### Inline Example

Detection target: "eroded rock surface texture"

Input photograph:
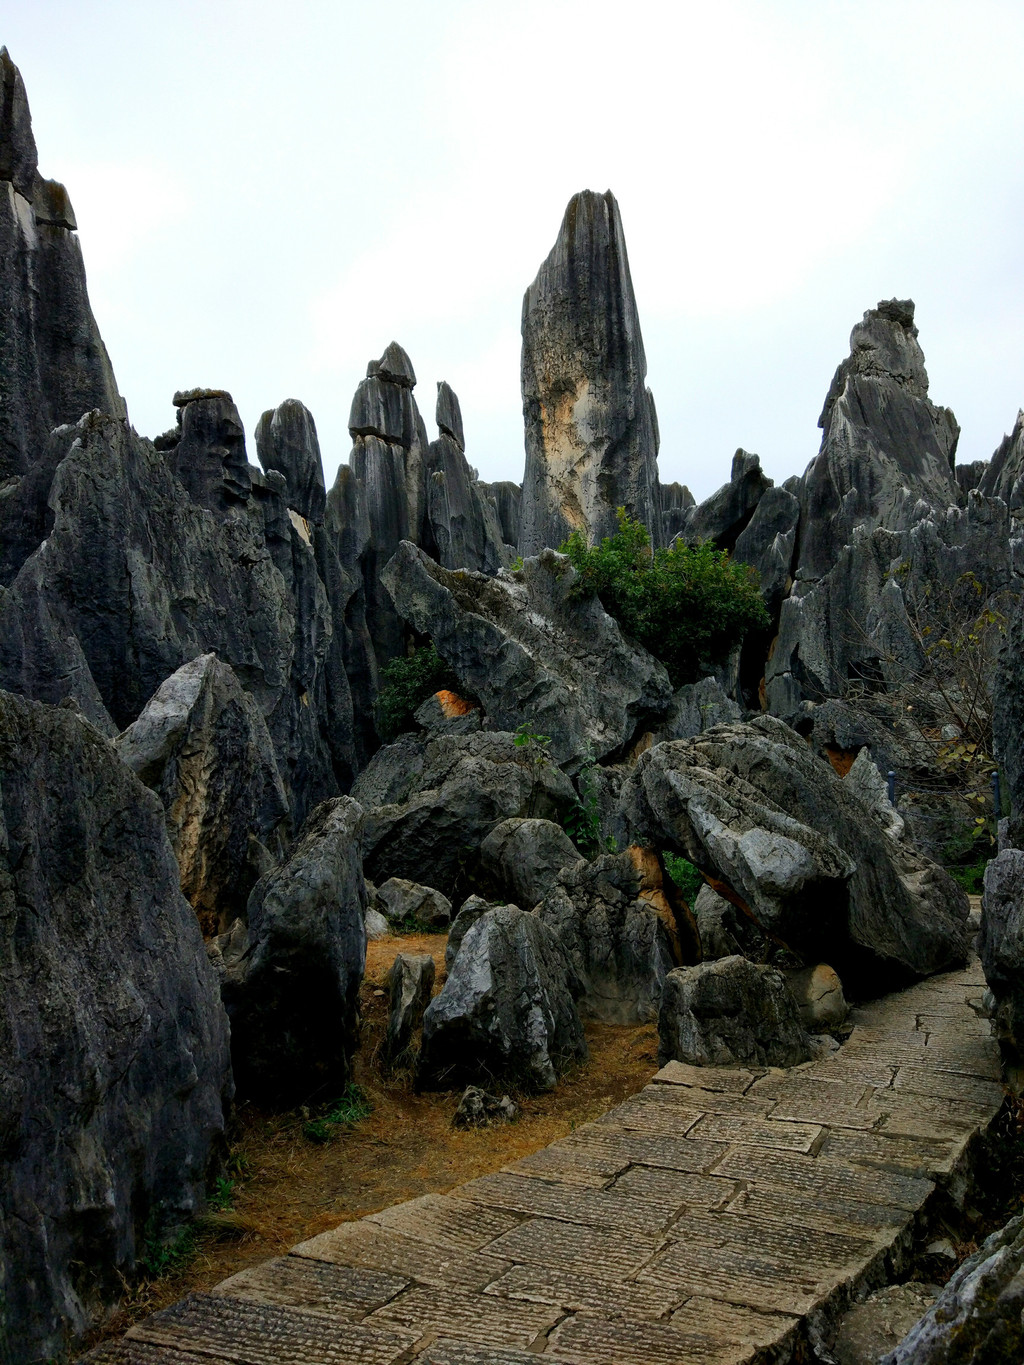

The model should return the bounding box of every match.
[519,189,661,554]
[0,691,231,1361]
[620,716,969,990]
[659,956,811,1068]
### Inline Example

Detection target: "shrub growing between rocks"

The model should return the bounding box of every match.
[560,509,769,686]
[374,644,459,740]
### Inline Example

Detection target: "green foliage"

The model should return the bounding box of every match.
[375,644,459,741]
[662,851,705,904]
[509,555,525,572]
[303,1084,372,1143]
[947,860,988,895]
[560,510,769,686]
[138,1213,197,1279]
[207,1176,235,1212]
[513,720,552,766]
[563,752,615,858]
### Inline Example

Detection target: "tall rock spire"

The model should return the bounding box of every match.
[518,189,661,554]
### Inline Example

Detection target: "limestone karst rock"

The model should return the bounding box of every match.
[0,407,341,825]
[659,957,812,1068]
[0,48,123,484]
[480,817,584,910]
[377,876,453,929]
[673,450,772,553]
[381,541,673,770]
[519,189,661,554]
[619,715,970,990]
[978,409,1024,517]
[418,905,587,1092]
[114,653,289,933]
[534,851,684,1025]
[478,478,522,548]
[0,690,231,1362]
[422,381,509,574]
[255,397,328,525]
[353,731,577,896]
[221,796,366,1105]
[979,849,1024,1087]
[383,952,435,1070]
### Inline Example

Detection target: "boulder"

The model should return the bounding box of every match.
[445,895,498,970]
[222,797,366,1105]
[519,189,662,554]
[692,884,747,961]
[365,906,390,940]
[377,877,453,929]
[882,1214,1024,1364]
[652,675,742,745]
[535,850,689,1024]
[783,963,848,1031]
[659,956,811,1068]
[255,397,327,525]
[979,850,1024,1086]
[418,905,587,1092]
[383,953,435,1070]
[480,817,584,908]
[452,1087,519,1128]
[620,716,969,991]
[381,541,673,770]
[354,731,577,897]
[0,690,231,1361]
[114,653,289,934]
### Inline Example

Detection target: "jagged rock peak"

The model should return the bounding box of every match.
[519,188,661,554]
[0,47,37,197]
[819,297,929,429]
[255,398,326,525]
[367,340,416,388]
[173,387,234,407]
[978,409,1024,513]
[436,380,465,451]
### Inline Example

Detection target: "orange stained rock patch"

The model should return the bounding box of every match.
[434,689,475,718]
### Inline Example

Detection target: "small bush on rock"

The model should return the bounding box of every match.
[375,644,459,740]
[561,509,769,686]
[663,851,705,904]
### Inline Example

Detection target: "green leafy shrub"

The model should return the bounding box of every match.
[560,510,769,686]
[662,851,704,904]
[138,1213,197,1279]
[375,644,459,741]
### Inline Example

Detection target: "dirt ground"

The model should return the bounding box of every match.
[88,931,659,1346]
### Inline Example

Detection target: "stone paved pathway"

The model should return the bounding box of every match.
[84,960,1003,1365]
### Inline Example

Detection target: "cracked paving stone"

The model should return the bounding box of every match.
[594,1096,705,1138]
[723,1184,910,1236]
[291,1221,511,1292]
[209,1259,409,1320]
[670,1296,799,1349]
[452,1170,672,1235]
[889,1066,1005,1106]
[365,1194,522,1251]
[686,1113,823,1152]
[611,1166,740,1212]
[483,1216,662,1278]
[127,1294,418,1364]
[80,1345,232,1365]
[484,1263,683,1320]
[408,1342,577,1365]
[819,1127,959,1177]
[549,1314,749,1365]
[365,1284,561,1348]
[712,1147,934,1209]
[652,1061,761,1092]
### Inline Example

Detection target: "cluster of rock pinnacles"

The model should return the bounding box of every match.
[2,46,1024,1362]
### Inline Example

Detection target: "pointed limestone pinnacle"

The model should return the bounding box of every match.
[0,47,38,197]
[436,380,465,451]
[518,188,662,554]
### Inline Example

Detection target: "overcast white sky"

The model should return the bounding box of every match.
[6,1,1024,500]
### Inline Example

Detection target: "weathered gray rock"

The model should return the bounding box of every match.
[620,716,969,990]
[979,849,1024,1085]
[365,906,390,940]
[0,409,341,827]
[383,952,435,1069]
[659,956,811,1068]
[423,384,509,573]
[480,817,584,909]
[843,744,905,841]
[478,479,521,549]
[222,796,366,1105]
[419,905,587,1092]
[114,653,289,934]
[256,397,327,525]
[994,588,1024,851]
[377,877,453,929]
[165,389,253,513]
[652,675,742,744]
[452,1087,519,1128]
[882,1214,1024,1364]
[354,731,577,897]
[674,450,772,553]
[692,884,747,961]
[0,690,231,1361]
[382,541,673,770]
[0,49,124,484]
[732,482,801,617]
[519,189,661,554]
[659,480,696,546]
[783,963,848,1031]
[445,895,498,970]
[413,688,482,736]
[978,409,1024,516]
[535,850,692,1024]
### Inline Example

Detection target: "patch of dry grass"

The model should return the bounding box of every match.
[85,931,658,1348]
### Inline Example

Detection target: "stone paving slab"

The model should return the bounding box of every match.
[89,960,1004,1365]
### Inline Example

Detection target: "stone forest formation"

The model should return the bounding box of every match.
[3,46,1024,1365]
